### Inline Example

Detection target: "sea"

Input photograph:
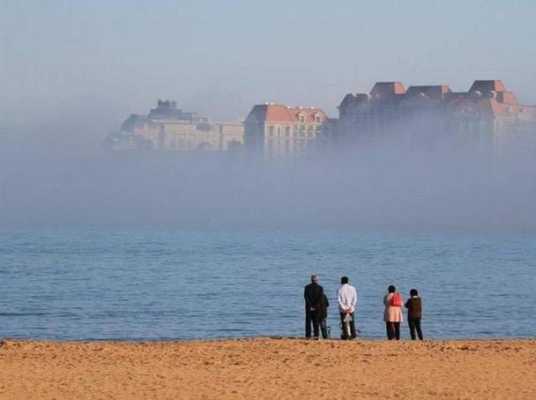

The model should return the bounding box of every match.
[0,227,534,340]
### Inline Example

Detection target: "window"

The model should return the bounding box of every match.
[285,127,291,137]
[268,126,274,137]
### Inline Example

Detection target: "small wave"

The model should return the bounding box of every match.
[0,312,49,317]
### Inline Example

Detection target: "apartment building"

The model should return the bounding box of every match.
[337,80,536,149]
[244,103,328,158]
[109,100,244,152]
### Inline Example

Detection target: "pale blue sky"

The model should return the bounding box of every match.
[2,0,536,133]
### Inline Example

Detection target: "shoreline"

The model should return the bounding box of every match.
[2,335,536,343]
[1,338,535,399]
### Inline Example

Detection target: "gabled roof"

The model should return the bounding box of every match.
[469,80,506,94]
[337,79,536,121]
[370,82,406,98]
[246,104,327,124]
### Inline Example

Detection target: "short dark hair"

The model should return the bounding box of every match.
[410,288,418,296]
[341,276,349,284]
[388,285,396,293]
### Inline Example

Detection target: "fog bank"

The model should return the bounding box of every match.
[1,128,535,232]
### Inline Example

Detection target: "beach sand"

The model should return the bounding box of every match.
[0,338,535,399]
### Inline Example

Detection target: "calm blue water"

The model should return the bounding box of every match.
[0,228,534,340]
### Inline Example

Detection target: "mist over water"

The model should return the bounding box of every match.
[1,125,536,232]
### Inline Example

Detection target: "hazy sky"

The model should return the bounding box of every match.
[1,0,536,229]
[2,0,536,136]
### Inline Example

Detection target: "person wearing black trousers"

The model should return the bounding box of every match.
[405,288,424,340]
[304,274,324,339]
[384,285,403,340]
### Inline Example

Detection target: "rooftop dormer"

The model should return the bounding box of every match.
[370,82,406,99]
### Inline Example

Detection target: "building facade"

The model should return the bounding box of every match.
[337,80,536,150]
[244,103,329,158]
[108,100,244,152]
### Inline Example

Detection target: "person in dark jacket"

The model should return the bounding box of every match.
[304,274,324,339]
[404,288,423,340]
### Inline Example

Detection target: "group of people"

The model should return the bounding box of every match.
[304,274,424,341]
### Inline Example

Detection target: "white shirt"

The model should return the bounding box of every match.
[337,283,357,313]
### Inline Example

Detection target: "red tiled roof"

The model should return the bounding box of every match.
[247,104,327,124]
[370,82,406,98]
[338,79,536,121]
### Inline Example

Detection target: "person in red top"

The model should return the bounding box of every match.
[383,285,403,340]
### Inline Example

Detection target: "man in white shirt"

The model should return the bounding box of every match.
[336,276,357,340]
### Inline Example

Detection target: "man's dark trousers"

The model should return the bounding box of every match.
[408,318,423,340]
[305,309,320,338]
[339,312,356,339]
[304,282,323,338]
[319,318,328,339]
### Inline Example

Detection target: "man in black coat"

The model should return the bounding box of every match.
[304,274,324,339]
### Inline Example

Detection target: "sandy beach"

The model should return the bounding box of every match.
[0,338,535,399]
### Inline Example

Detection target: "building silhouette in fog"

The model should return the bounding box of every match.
[107,100,244,152]
[107,81,536,156]
[337,80,536,150]
[244,103,329,158]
